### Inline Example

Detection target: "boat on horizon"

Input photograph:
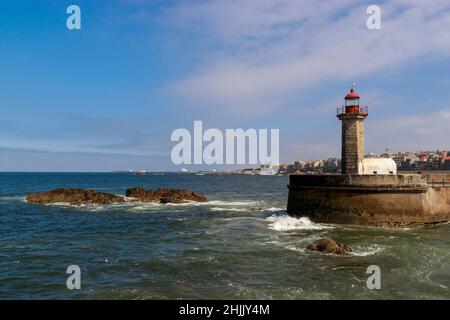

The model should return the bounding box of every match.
[133,170,148,176]
[260,162,279,175]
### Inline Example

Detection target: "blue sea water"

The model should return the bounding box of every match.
[0,172,449,299]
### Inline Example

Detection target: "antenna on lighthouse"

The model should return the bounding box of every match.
[349,82,357,92]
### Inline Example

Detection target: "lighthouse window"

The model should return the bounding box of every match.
[345,99,359,106]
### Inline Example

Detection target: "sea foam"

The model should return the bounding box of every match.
[266,215,333,231]
[350,245,383,256]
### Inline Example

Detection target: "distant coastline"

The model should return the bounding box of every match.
[108,149,450,176]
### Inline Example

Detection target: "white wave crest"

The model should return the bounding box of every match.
[209,207,247,212]
[28,197,281,214]
[265,207,285,212]
[209,206,285,213]
[266,215,333,231]
[1,195,26,202]
[130,200,262,208]
[350,245,383,256]
[206,200,262,206]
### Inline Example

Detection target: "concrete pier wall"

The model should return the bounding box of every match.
[418,172,450,184]
[287,174,450,227]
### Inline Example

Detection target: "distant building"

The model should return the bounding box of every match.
[294,160,306,171]
[359,158,397,175]
[324,158,340,173]
[445,159,450,170]
[277,162,289,173]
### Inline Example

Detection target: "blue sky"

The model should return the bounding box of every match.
[1,0,450,171]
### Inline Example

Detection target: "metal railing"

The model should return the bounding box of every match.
[336,105,369,115]
[427,179,450,187]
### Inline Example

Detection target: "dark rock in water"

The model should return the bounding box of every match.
[126,187,207,203]
[306,243,318,251]
[125,187,158,202]
[307,238,352,256]
[26,188,125,205]
[26,187,207,206]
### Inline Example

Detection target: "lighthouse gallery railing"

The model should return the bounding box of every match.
[336,105,368,116]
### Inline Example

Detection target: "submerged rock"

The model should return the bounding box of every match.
[26,188,125,205]
[307,238,352,256]
[126,187,207,203]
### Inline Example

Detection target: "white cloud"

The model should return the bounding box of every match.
[367,108,450,152]
[162,0,450,115]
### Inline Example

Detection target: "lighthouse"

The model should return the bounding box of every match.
[287,83,449,227]
[337,84,368,174]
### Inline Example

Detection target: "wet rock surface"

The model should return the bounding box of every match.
[126,187,207,203]
[26,187,207,205]
[307,238,352,256]
[26,188,125,205]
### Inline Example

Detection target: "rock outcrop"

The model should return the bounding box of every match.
[26,187,207,206]
[307,238,352,256]
[126,187,207,203]
[26,188,125,205]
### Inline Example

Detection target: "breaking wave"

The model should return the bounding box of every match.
[266,215,334,231]
[350,244,383,256]
[209,207,248,212]
[24,197,282,214]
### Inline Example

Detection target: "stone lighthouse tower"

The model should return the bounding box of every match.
[337,84,368,174]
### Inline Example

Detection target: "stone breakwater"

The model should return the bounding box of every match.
[26,187,207,205]
[287,173,450,228]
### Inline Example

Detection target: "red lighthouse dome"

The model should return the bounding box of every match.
[344,87,360,113]
[345,88,360,100]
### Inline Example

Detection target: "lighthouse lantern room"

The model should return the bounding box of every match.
[344,88,360,113]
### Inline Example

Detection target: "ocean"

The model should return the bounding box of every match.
[0,172,449,299]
